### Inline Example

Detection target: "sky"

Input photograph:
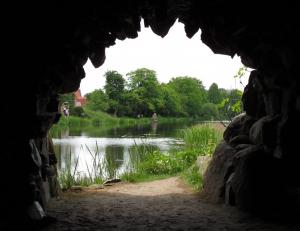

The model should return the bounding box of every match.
[81,20,249,96]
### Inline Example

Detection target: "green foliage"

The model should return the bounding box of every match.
[208,83,222,104]
[104,70,125,98]
[104,70,125,116]
[139,151,174,175]
[156,84,185,116]
[214,66,247,120]
[168,76,207,117]
[218,89,243,120]
[126,68,158,91]
[199,103,219,120]
[181,164,203,191]
[234,66,248,88]
[126,68,160,116]
[72,107,85,117]
[57,66,245,121]
[85,89,109,112]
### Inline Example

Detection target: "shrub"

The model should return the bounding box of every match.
[71,107,85,117]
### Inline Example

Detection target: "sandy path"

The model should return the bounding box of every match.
[43,177,298,231]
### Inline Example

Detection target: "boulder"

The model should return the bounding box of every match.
[249,115,280,148]
[228,144,288,217]
[196,155,212,176]
[202,141,236,203]
[229,134,252,147]
[223,113,256,143]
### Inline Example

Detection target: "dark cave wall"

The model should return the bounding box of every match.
[2,0,300,223]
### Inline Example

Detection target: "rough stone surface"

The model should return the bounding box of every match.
[195,155,211,176]
[249,115,280,148]
[229,135,251,147]
[229,144,300,218]
[223,113,256,144]
[202,141,236,203]
[242,71,266,119]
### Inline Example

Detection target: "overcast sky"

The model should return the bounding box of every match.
[81,20,249,96]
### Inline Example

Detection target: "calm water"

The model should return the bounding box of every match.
[51,120,198,179]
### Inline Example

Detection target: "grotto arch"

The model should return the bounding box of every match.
[2,0,300,228]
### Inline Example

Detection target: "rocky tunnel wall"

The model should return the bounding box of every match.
[2,0,300,225]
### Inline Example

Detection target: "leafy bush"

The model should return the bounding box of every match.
[199,103,219,120]
[71,107,85,117]
[181,164,203,191]
[139,151,173,175]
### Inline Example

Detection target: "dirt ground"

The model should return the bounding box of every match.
[43,177,299,231]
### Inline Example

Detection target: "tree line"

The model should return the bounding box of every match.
[62,68,243,120]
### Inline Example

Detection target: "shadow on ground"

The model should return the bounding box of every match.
[42,178,299,231]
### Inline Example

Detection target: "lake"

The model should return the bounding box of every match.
[51,120,199,180]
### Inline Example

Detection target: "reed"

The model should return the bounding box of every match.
[57,149,79,190]
[181,124,223,156]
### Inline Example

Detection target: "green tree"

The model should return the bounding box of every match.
[85,89,109,112]
[104,70,126,116]
[207,83,222,104]
[156,84,184,116]
[126,68,160,116]
[120,91,142,117]
[200,103,219,120]
[219,88,228,100]
[168,76,207,117]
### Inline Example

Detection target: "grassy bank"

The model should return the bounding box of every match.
[121,124,224,189]
[180,123,224,190]
[52,109,151,128]
[50,108,192,135]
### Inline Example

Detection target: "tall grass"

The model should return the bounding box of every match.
[181,124,223,156]
[84,143,105,184]
[58,149,79,190]
[178,123,223,190]
[58,144,106,190]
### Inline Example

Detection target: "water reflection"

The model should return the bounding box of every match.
[52,120,196,180]
[105,145,124,179]
[151,121,158,134]
[53,136,182,179]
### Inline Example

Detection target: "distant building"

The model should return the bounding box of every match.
[74,89,87,107]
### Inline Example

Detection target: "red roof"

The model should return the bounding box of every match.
[74,89,87,106]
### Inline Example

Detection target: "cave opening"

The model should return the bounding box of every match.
[2,1,300,230]
[50,20,248,195]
